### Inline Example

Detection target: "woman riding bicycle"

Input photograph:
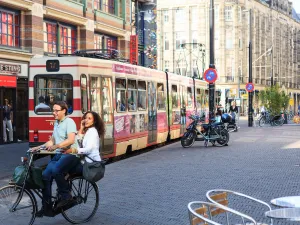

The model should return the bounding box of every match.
[65,111,105,174]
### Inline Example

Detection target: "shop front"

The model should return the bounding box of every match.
[0,60,28,144]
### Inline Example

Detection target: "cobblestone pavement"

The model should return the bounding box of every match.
[1,120,300,225]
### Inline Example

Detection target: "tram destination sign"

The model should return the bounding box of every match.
[0,63,21,74]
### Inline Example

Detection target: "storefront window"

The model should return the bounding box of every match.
[0,10,20,47]
[43,21,77,54]
[34,74,73,114]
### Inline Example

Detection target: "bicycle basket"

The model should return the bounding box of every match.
[13,165,44,189]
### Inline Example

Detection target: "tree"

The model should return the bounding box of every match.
[258,84,290,116]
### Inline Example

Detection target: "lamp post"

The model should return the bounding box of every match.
[209,0,215,119]
[247,9,253,127]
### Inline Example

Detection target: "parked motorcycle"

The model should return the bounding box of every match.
[181,114,230,148]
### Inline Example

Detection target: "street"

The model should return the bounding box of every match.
[1,119,300,224]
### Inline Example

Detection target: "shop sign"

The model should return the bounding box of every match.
[130,35,138,65]
[0,76,17,87]
[0,63,21,74]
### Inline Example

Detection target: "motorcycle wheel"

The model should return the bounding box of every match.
[181,130,196,148]
[259,118,266,127]
[211,129,229,147]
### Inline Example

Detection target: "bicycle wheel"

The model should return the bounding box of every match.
[0,185,37,225]
[62,177,99,224]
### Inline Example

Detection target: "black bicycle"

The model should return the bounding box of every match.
[0,150,99,225]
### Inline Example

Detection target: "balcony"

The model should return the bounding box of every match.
[1,0,33,10]
[44,0,84,19]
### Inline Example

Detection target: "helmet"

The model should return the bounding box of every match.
[221,113,232,123]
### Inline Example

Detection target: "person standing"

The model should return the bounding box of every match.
[229,101,238,123]
[32,101,79,216]
[3,98,13,142]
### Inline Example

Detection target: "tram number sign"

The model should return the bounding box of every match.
[203,68,218,83]
[246,82,254,92]
[46,60,60,72]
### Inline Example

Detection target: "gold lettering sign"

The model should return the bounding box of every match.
[46,120,55,125]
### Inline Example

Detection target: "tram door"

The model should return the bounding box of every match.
[180,85,187,134]
[90,76,114,155]
[147,81,157,144]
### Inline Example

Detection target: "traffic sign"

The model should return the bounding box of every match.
[246,82,254,92]
[203,68,218,83]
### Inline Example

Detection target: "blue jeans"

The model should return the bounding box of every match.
[42,154,80,204]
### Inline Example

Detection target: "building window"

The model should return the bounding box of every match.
[225,6,232,21]
[192,31,197,48]
[44,21,77,54]
[226,39,233,49]
[175,8,185,24]
[215,5,219,21]
[94,33,117,51]
[164,10,169,23]
[164,33,169,50]
[60,26,77,54]
[164,60,169,71]
[0,10,20,47]
[175,32,186,49]
[94,0,115,15]
[94,33,103,49]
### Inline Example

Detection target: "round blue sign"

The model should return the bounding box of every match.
[246,83,254,92]
[203,68,218,83]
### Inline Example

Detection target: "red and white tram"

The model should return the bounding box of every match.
[29,56,208,158]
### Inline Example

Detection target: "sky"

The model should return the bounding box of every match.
[292,0,300,14]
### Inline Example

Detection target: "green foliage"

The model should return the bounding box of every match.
[258,84,290,116]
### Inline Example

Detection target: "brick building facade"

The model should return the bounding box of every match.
[0,0,132,144]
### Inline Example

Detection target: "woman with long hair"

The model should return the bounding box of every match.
[65,111,105,171]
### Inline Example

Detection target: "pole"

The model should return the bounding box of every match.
[248,9,253,127]
[209,0,215,119]
[135,0,139,65]
[271,47,274,86]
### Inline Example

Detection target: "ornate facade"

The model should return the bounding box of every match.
[157,0,300,114]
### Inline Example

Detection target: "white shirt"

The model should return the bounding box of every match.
[77,127,101,163]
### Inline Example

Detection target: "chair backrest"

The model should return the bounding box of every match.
[206,189,272,225]
[188,201,257,225]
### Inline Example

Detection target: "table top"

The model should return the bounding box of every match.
[265,208,300,221]
[271,196,300,208]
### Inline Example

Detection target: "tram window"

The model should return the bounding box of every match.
[157,83,166,110]
[80,74,88,113]
[128,79,137,111]
[171,85,178,108]
[187,87,193,108]
[138,81,146,111]
[34,74,73,114]
[102,77,113,123]
[116,78,126,112]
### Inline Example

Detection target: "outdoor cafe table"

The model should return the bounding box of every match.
[265,208,300,221]
[271,196,300,208]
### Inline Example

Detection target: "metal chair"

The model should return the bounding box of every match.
[188,201,257,225]
[206,189,272,225]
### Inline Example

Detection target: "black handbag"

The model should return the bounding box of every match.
[82,155,105,183]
